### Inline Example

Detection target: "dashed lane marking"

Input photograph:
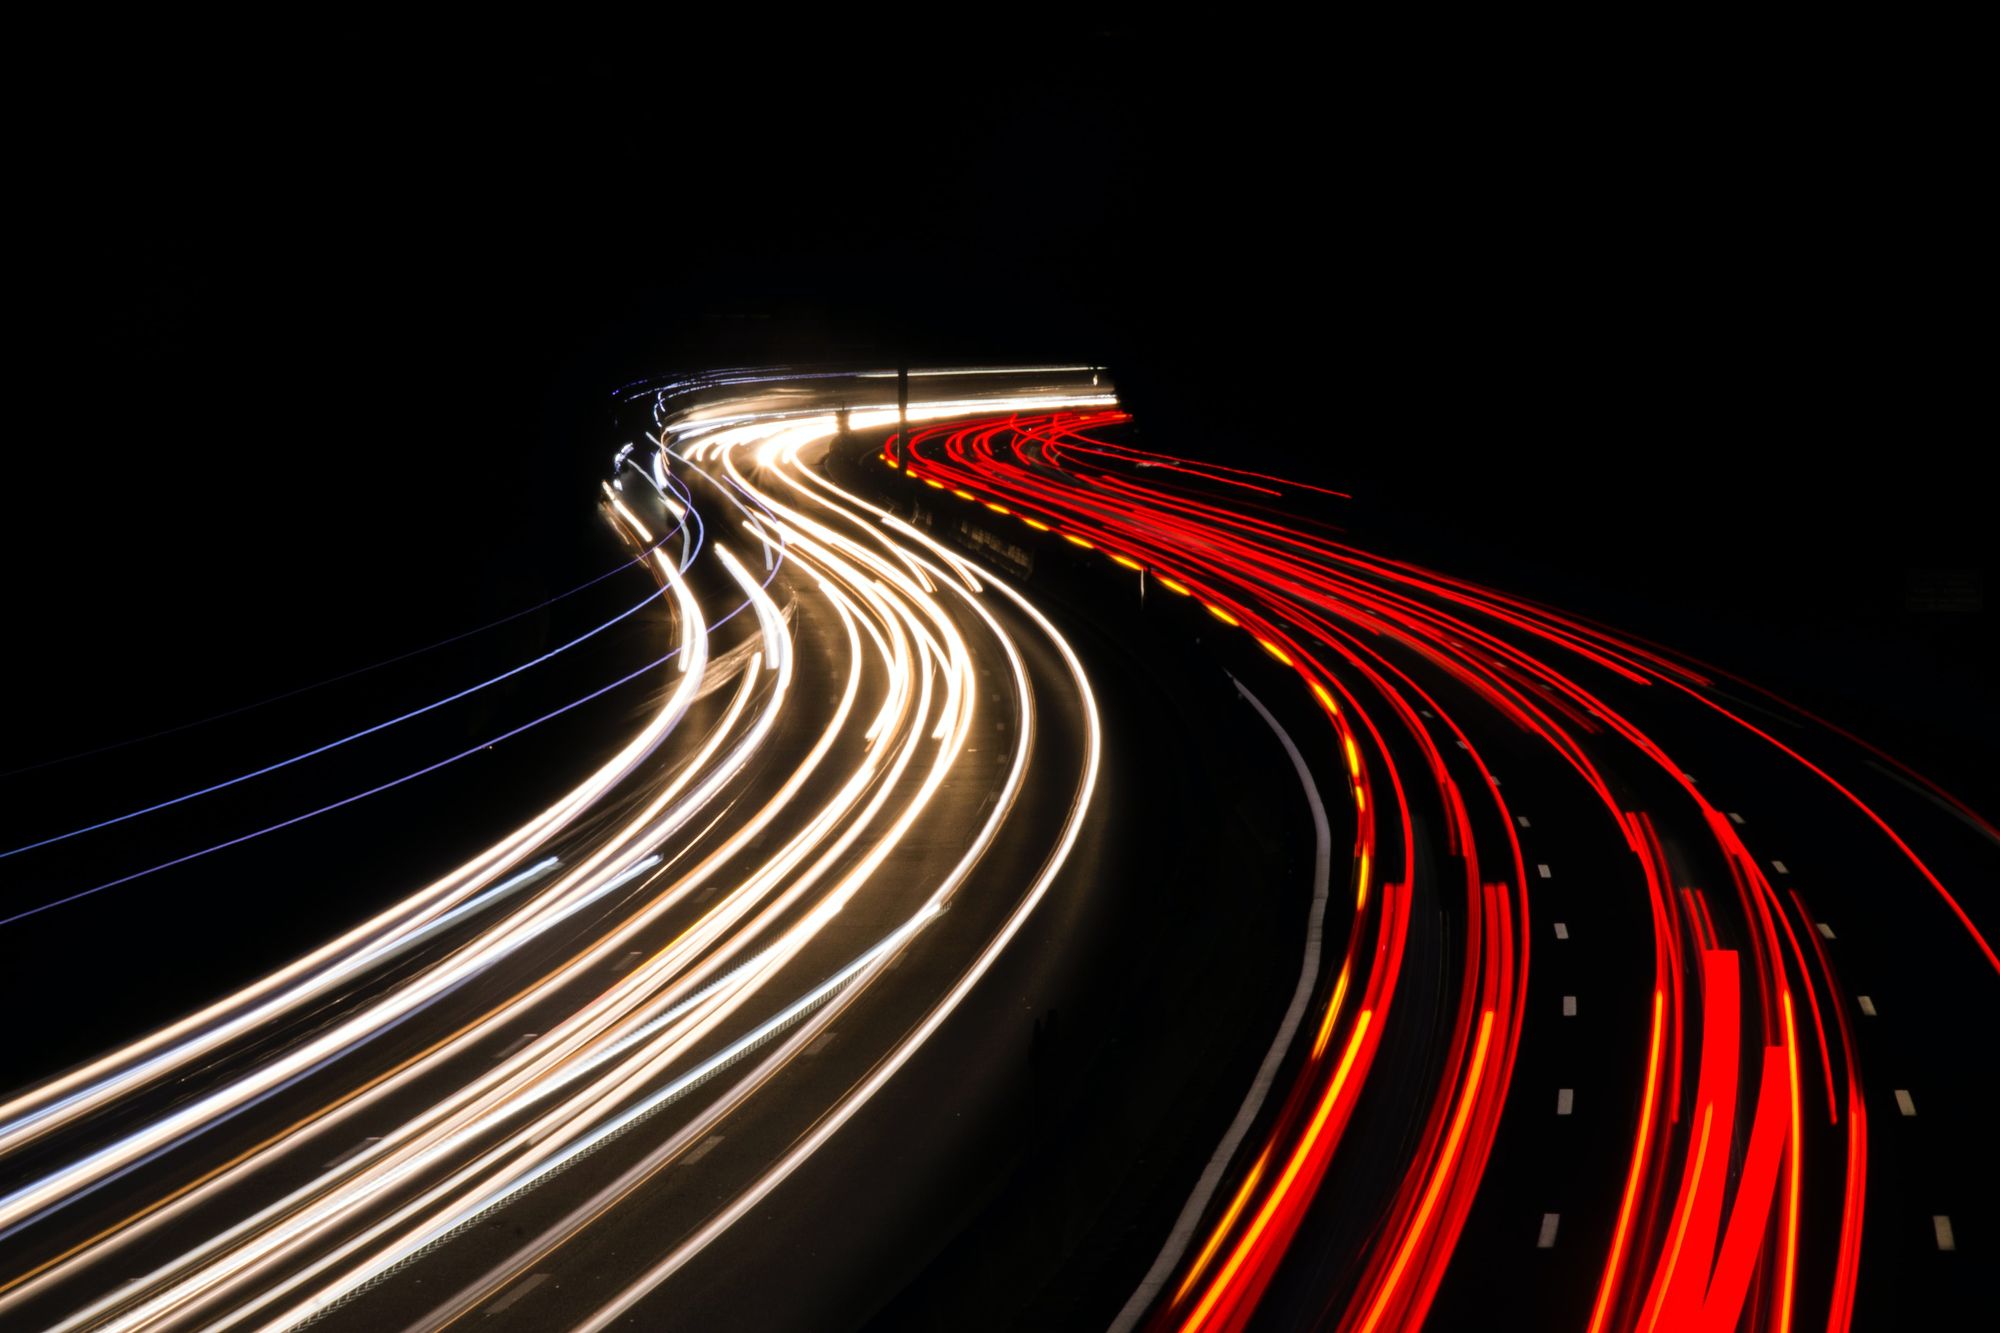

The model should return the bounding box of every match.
[492,1032,539,1062]
[682,1134,725,1165]
[486,1273,549,1317]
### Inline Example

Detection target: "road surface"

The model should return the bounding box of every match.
[2,371,1990,1330]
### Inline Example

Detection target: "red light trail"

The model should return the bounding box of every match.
[889,408,1992,1332]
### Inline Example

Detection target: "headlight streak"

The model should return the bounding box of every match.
[2,369,1118,1333]
[0,542,713,1244]
[0,505,698,786]
[34,556,817,1330]
[0,572,678,868]
[251,401,1100,1330]
[565,440,1103,1333]
[20,654,781,1330]
[0,539,766,1167]
[0,487,764,933]
[44,582,801,1324]
[13,370,1964,1330]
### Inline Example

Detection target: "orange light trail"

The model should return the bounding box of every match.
[1177,1011,1373,1333]
[1778,990,1802,1333]
[1311,964,1352,1059]
[1172,1149,1271,1306]
[1588,989,1664,1333]
[1353,1009,1496,1333]
[1642,1102,1714,1333]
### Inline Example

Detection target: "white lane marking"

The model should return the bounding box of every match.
[1111,676,1336,1332]
[1772,859,1790,875]
[1455,739,1469,750]
[1517,816,1531,829]
[1858,995,1877,1016]
[681,1135,725,1165]
[492,1032,539,1062]
[1556,1088,1574,1116]
[1537,864,1552,880]
[804,1030,838,1056]
[1420,708,1434,719]
[1562,996,1577,1017]
[1895,1090,1916,1117]
[1537,1213,1561,1248]
[1934,1215,1956,1251]
[486,1273,549,1317]
[614,949,642,970]
[1728,811,1745,825]
[1683,773,1698,783]
[1818,922,1836,940]
[322,1137,382,1171]
[1554,922,1569,940]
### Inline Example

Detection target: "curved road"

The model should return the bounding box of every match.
[2,371,1990,1331]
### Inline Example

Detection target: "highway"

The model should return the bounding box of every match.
[0,370,1130,1330]
[883,409,1994,1331]
[1,371,1991,1330]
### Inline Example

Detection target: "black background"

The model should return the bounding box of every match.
[6,26,1992,911]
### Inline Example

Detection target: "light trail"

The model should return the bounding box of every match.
[0,367,1116,1332]
[4,370,1989,1330]
[892,407,1992,1332]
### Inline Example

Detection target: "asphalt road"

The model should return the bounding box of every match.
[1,368,1220,1331]
[885,407,1994,1331]
[3,367,1989,1331]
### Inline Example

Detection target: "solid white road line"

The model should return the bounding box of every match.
[1108,675,1336,1333]
[1537,1214,1560,1248]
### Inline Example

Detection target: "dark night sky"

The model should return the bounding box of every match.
[7,29,1992,811]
